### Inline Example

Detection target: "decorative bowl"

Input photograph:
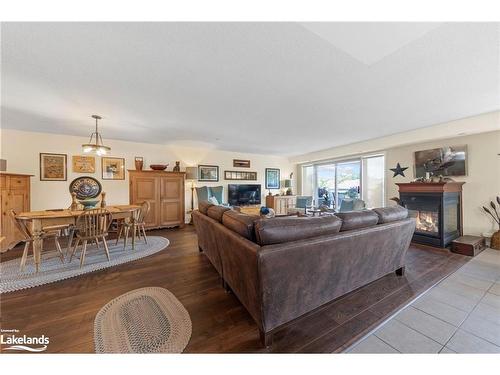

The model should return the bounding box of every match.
[78,199,100,210]
[150,164,168,171]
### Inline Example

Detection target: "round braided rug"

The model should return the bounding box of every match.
[94,287,192,353]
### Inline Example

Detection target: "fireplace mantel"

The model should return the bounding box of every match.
[396,182,465,193]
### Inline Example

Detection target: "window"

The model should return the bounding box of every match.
[301,154,385,209]
[302,165,315,197]
[362,155,385,208]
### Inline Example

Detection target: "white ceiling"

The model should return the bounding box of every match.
[1,22,499,156]
[300,23,444,65]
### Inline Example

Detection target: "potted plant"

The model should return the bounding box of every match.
[482,196,500,250]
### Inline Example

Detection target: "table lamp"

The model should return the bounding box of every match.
[284,179,292,195]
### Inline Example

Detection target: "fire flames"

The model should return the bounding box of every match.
[416,211,439,233]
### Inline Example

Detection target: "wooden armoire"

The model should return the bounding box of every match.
[129,170,185,229]
[0,173,32,252]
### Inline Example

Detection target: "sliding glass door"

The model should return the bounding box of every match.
[317,164,335,207]
[335,161,361,208]
[301,154,384,210]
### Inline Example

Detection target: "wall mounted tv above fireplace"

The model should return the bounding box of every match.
[228,184,261,206]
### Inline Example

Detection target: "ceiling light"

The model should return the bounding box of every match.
[82,115,111,155]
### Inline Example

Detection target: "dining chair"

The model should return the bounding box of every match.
[339,198,366,212]
[9,209,65,272]
[135,201,150,244]
[287,195,313,215]
[70,208,112,267]
[115,201,150,248]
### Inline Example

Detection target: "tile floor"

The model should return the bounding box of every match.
[347,248,500,354]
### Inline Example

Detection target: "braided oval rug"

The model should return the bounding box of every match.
[94,287,192,353]
[0,236,169,293]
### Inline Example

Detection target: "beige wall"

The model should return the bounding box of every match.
[295,112,500,236]
[0,129,293,219]
[290,111,500,164]
[385,131,500,236]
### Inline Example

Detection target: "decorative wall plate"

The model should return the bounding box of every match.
[69,176,102,199]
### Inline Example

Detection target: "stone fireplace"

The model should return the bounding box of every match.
[397,182,464,247]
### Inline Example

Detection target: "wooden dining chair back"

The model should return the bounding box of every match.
[9,209,32,242]
[9,209,65,272]
[70,208,113,267]
[137,201,150,225]
[115,202,149,249]
[76,208,111,237]
[135,201,150,244]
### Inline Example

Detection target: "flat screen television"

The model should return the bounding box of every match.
[228,184,261,206]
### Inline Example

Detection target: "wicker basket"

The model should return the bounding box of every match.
[491,230,500,250]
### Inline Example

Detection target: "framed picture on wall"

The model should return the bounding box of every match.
[40,153,67,181]
[72,155,96,173]
[414,145,468,178]
[233,159,251,168]
[198,165,219,182]
[224,170,257,180]
[265,168,280,189]
[102,157,125,180]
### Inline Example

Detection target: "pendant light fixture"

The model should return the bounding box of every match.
[82,115,111,156]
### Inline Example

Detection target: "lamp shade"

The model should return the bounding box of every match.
[186,167,198,180]
[284,179,292,188]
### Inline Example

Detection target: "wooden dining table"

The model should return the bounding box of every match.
[16,205,141,272]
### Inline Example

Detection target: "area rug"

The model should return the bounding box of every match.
[0,236,169,293]
[94,287,192,353]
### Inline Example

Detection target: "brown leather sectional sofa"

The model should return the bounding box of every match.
[192,201,416,346]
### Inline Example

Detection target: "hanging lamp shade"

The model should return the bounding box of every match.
[82,115,111,156]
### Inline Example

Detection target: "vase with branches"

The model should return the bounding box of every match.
[482,196,500,250]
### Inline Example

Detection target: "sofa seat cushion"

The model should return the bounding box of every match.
[373,206,408,223]
[207,205,231,222]
[198,200,215,215]
[335,210,379,231]
[222,210,259,241]
[254,215,342,246]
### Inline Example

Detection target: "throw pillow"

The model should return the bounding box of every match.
[208,196,219,205]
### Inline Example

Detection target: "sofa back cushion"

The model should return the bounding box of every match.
[254,215,342,246]
[335,210,379,231]
[222,210,259,241]
[373,206,408,223]
[207,205,231,222]
[198,200,214,215]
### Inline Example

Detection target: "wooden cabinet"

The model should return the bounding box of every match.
[1,173,32,252]
[265,195,296,216]
[129,170,185,228]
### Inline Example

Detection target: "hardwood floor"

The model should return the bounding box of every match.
[0,226,469,353]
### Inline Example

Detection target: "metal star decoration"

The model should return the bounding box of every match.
[390,163,408,178]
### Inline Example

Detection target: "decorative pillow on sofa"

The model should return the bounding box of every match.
[372,206,408,223]
[254,215,342,246]
[335,210,379,231]
[208,196,219,205]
